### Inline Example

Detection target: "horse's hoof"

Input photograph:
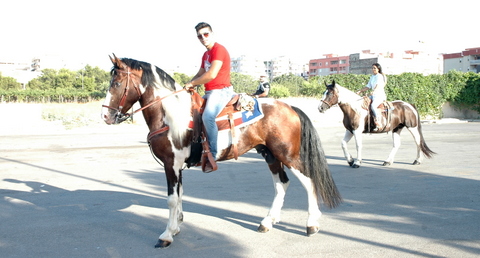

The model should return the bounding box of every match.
[412,160,421,165]
[351,164,360,168]
[155,239,172,249]
[382,162,391,166]
[348,160,355,166]
[257,224,270,233]
[306,226,319,236]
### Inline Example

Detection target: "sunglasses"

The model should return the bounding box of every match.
[197,32,210,39]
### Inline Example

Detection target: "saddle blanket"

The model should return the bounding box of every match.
[188,98,264,131]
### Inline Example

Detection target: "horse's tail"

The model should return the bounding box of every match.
[414,107,436,159]
[292,106,342,209]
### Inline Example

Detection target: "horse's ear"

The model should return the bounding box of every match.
[109,53,126,69]
[109,53,117,65]
[332,80,336,86]
[324,81,328,87]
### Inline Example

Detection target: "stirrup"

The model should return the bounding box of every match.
[201,151,218,173]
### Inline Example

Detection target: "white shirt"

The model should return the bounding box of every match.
[366,73,386,100]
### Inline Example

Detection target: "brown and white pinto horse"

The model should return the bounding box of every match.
[318,80,435,168]
[101,55,342,248]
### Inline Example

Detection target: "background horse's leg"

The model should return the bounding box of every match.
[289,167,322,236]
[258,161,289,233]
[341,130,355,167]
[384,129,403,166]
[156,166,183,248]
[352,130,364,168]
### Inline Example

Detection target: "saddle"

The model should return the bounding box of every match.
[361,96,394,132]
[187,89,249,172]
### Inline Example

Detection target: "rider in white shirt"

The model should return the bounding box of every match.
[356,63,387,130]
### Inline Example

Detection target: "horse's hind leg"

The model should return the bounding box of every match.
[258,160,290,233]
[289,167,322,236]
[384,129,402,166]
[407,126,424,165]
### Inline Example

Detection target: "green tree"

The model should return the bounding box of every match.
[272,74,306,96]
[230,72,257,94]
[0,74,22,90]
[82,65,110,89]
[172,72,192,86]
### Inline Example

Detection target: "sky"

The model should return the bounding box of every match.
[1,0,478,74]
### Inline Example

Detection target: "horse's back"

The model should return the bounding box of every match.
[391,100,419,127]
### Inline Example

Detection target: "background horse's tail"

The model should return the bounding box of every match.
[415,108,436,158]
[292,106,342,208]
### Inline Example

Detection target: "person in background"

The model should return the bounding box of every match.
[184,22,235,172]
[252,73,270,98]
[356,63,387,130]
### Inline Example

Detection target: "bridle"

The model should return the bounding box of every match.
[102,67,186,124]
[321,88,336,109]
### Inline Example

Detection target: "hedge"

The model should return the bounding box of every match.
[1,70,479,119]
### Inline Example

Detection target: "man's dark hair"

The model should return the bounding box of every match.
[195,22,212,32]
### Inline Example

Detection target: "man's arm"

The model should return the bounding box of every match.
[185,60,223,88]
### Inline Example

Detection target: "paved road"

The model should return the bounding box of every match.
[1,122,479,257]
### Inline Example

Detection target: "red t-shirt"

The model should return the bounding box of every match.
[200,42,231,91]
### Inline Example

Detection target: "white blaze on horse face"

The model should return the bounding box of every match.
[101,91,114,123]
[321,90,328,101]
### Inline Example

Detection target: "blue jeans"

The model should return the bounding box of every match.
[370,95,385,121]
[202,86,236,158]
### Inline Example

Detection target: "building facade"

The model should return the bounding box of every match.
[308,54,349,77]
[348,50,443,75]
[231,55,308,80]
[443,48,480,73]
[231,55,268,78]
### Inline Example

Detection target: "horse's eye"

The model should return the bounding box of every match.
[115,82,121,87]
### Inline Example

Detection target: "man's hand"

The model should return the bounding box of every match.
[184,82,194,92]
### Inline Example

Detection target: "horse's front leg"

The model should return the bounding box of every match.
[258,161,290,233]
[341,130,356,167]
[155,166,183,249]
[352,130,364,168]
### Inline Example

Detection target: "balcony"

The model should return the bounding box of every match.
[469,59,480,65]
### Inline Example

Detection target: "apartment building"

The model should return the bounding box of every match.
[308,54,349,77]
[443,47,480,73]
[231,55,269,78]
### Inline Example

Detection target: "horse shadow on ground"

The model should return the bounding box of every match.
[146,150,480,256]
[0,159,250,257]
[1,148,479,257]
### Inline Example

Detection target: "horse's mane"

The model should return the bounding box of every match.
[113,58,177,91]
[332,83,360,103]
[114,58,191,144]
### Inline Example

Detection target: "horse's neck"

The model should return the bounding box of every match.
[338,89,364,114]
[161,88,193,142]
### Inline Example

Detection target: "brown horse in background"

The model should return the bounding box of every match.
[101,55,342,248]
[318,80,435,168]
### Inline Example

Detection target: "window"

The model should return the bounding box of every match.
[331,60,339,65]
[340,59,347,64]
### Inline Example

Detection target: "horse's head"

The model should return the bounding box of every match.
[318,80,339,113]
[102,54,145,124]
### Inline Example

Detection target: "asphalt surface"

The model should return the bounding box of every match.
[1,121,479,258]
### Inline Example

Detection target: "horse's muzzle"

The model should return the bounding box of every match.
[102,110,130,125]
[318,102,330,113]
